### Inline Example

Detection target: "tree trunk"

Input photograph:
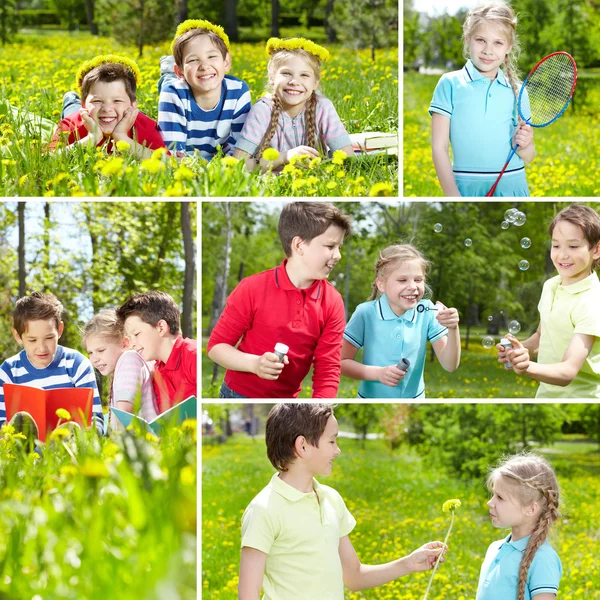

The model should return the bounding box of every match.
[18,202,26,298]
[271,0,280,37]
[138,0,144,58]
[223,0,238,42]
[150,202,179,287]
[177,0,188,26]
[325,0,337,43]
[84,205,100,313]
[521,404,527,448]
[83,0,98,35]
[180,202,195,339]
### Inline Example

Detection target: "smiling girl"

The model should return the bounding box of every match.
[341,244,460,398]
[83,309,157,431]
[233,37,353,171]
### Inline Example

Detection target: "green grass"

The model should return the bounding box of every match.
[404,72,600,197]
[202,341,538,398]
[202,434,600,599]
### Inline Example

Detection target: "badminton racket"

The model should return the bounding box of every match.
[486,51,577,197]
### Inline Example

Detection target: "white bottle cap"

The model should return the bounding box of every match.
[274,343,289,355]
[499,338,512,347]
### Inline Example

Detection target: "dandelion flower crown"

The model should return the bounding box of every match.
[76,54,141,94]
[171,19,231,53]
[266,37,330,63]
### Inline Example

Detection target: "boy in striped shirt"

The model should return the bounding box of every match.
[0,292,104,435]
[158,19,251,160]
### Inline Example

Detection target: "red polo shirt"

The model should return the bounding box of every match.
[207,259,345,398]
[153,337,197,412]
[48,110,166,152]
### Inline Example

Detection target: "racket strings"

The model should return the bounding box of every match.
[522,54,575,126]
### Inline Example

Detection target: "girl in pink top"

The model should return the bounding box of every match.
[83,309,157,431]
[233,37,353,172]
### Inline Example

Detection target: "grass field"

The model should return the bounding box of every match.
[0,418,197,599]
[403,72,600,197]
[0,31,397,197]
[201,340,539,399]
[202,435,600,599]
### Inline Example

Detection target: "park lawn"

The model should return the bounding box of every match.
[0,32,397,197]
[403,72,600,197]
[201,434,600,599]
[201,341,538,399]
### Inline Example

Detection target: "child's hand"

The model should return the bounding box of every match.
[435,301,459,329]
[254,352,289,380]
[284,146,319,164]
[112,108,139,140]
[496,341,511,368]
[506,334,530,374]
[377,365,406,387]
[407,541,447,572]
[513,121,533,149]
[80,109,104,144]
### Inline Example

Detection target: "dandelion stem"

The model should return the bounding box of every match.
[423,510,455,600]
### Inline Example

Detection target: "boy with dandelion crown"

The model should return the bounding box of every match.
[48,55,165,157]
[157,19,251,160]
[233,37,353,172]
[239,403,447,600]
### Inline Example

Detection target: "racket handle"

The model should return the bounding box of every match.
[485,143,520,197]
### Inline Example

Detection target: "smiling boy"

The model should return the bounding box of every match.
[0,292,103,433]
[239,404,446,600]
[207,202,352,399]
[47,56,165,156]
[158,19,251,159]
[116,291,197,411]
[498,204,600,397]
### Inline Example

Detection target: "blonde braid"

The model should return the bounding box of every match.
[256,95,283,160]
[304,92,318,150]
[503,56,522,120]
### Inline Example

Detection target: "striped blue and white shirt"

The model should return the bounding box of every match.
[158,74,251,160]
[0,346,104,434]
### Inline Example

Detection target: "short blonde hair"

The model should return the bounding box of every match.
[82,309,124,346]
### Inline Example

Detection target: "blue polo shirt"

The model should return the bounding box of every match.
[429,60,525,175]
[343,296,447,398]
[477,534,562,600]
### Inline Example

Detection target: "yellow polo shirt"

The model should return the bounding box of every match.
[241,473,356,600]
[537,272,600,398]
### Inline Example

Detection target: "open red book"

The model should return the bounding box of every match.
[4,383,93,442]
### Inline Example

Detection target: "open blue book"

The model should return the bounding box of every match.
[110,396,197,435]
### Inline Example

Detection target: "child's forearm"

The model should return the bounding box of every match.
[208,343,259,375]
[519,361,579,387]
[521,332,540,357]
[439,327,461,372]
[432,148,461,196]
[341,359,382,382]
[344,556,415,592]
[233,148,260,171]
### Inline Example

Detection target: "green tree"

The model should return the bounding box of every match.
[0,0,18,46]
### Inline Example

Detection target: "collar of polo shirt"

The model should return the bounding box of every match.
[270,472,324,502]
[504,533,530,552]
[274,258,323,300]
[555,271,599,294]
[464,59,510,89]
[376,293,418,323]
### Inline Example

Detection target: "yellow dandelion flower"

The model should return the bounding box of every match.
[152,147,168,160]
[80,459,109,478]
[115,140,131,152]
[327,181,337,190]
[180,465,195,486]
[368,182,394,197]
[56,408,72,421]
[140,158,165,174]
[332,150,347,165]
[262,147,280,162]
[174,166,194,181]
[442,498,462,513]
[221,156,239,167]
[343,95,352,101]
[50,427,71,441]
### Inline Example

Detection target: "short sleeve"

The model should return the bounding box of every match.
[241,500,278,554]
[429,75,453,119]
[336,495,356,538]
[572,290,600,338]
[113,351,148,403]
[235,99,272,156]
[344,304,367,350]
[316,97,352,152]
[528,546,562,597]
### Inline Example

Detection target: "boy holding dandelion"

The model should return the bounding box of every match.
[239,403,446,600]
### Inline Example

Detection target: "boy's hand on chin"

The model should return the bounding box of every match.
[80,109,104,144]
[112,108,139,140]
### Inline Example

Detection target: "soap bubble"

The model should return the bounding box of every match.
[434,223,443,233]
[482,336,495,349]
[464,238,472,247]
[508,320,521,334]
[487,315,493,322]
[514,211,527,226]
[500,310,504,315]
[520,237,531,249]
[501,220,510,230]
[519,260,530,271]
[504,208,518,222]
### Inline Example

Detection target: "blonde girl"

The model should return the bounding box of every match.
[233,37,353,171]
[341,244,460,398]
[83,309,157,429]
[478,453,562,600]
[430,1,535,196]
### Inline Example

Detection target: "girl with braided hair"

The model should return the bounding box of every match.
[430,1,535,196]
[477,453,562,600]
[234,37,353,171]
[341,244,460,398]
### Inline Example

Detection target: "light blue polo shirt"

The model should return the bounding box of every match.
[344,296,447,398]
[477,534,562,600]
[429,60,525,175]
